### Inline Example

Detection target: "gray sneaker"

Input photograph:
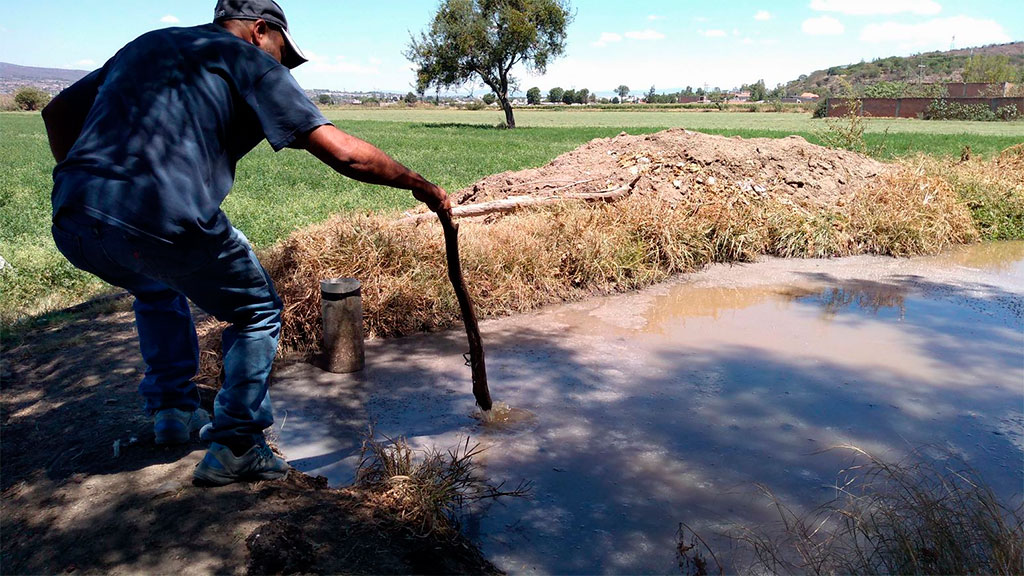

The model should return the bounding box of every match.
[154,408,211,445]
[193,442,290,486]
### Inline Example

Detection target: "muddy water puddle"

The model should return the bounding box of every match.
[272,242,1023,574]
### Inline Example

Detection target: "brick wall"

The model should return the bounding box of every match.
[827,97,1024,118]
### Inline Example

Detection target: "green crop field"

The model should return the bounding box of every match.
[1,108,1021,325]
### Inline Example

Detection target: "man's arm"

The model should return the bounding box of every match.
[302,124,450,212]
[41,69,103,163]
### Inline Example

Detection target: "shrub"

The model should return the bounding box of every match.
[925,100,1018,121]
[995,104,1019,121]
[812,98,828,118]
[13,86,50,111]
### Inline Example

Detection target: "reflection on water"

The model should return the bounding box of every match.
[638,280,909,332]
[932,240,1024,275]
[781,281,907,319]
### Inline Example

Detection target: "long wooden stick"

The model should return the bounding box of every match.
[401,181,635,224]
[437,209,493,411]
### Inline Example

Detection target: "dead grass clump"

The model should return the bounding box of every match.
[848,164,979,256]
[735,447,1024,576]
[356,433,529,539]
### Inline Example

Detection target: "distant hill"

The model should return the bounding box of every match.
[784,42,1024,97]
[0,62,91,94]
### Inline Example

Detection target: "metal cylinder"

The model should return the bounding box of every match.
[320,278,365,373]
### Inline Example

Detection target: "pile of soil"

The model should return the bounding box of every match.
[453,128,889,211]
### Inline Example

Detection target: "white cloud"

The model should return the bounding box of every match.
[699,29,728,38]
[75,59,96,67]
[809,0,941,16]
[648,14,663,21]
[624,29,665,41]
[160,14,180,24]
[755,10,772,21]
[592,32,623,47]
[802,15,845,36]
[860,16,1010,50]
[303,52,380,76]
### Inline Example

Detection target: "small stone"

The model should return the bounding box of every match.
[707,176,717,186]
[672,180,682,189]
[153,481,182,498]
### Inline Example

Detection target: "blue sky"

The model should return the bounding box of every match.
[2,1,1021,95]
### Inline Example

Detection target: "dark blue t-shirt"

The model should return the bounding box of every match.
[52,23,330,243]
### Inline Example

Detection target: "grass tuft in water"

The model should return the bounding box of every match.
[718,446,1024,575]
[355,431,530,539]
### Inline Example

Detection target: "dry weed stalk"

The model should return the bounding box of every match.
[356,432,530,539]
[733,446,1024,576]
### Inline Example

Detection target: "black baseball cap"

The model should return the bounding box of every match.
[214,0,308,68]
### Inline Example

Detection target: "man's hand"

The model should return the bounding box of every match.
[413,183,451,213]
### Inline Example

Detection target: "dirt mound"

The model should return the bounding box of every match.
[453,128,889,211]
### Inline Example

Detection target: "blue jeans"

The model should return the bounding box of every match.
[51,210,281,449]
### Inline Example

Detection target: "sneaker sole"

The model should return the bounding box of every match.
[193,467,289,487]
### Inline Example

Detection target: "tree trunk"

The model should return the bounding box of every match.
[500,96,516,128]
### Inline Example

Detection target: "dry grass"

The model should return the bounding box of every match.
[919,144,1024,241]
[732,447,1024,576]
[355,432,530,539]
[192,145,1018,387]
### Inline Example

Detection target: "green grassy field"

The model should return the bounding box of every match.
[1,108,1021,325]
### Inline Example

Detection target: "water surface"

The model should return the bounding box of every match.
[273,242,1024,574]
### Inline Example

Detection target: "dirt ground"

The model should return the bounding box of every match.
[1,299,500,575]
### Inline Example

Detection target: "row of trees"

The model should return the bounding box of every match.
[542,86,593,104]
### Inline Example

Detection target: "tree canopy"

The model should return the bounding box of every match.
[405,0,573,128]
